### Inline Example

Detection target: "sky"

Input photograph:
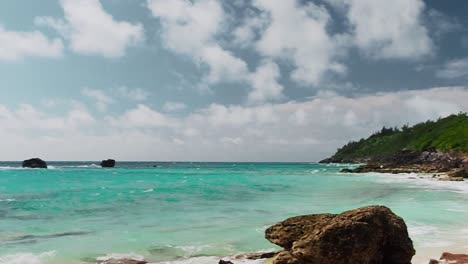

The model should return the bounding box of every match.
[0,0,467,162]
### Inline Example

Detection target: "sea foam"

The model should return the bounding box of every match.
[0,251,55,264]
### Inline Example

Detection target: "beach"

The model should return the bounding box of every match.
[0,162,467,264]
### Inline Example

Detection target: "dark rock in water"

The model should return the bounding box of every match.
[97,258,147,264]
[265,205,415,264]
[246,252,277,260]
[218,260,234,264]
[429,252,468,263]
[22,158,47,169]
[100,159,116,168]
[233,251,278,260]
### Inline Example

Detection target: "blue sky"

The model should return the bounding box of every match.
[0,0,467,161]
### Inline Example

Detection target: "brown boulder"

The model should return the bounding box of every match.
[429,252,468,264]
[265,205,415,264]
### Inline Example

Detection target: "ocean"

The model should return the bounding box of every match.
[0,162,467,264]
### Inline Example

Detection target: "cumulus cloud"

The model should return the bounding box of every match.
[253,0,347,86]
[36,0,143,57]
[109,104,176,128]
[0,25,63,61]
[147,0,248,84]
[117,87,149,101]
[163,101,187,112]
[344,0,433,59]
[436,57,468,79]
[147,0,284,102]
[1,87,466,161]
[81,87,114,112]
[248,61,284,103]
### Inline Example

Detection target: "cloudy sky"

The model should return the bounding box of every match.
[0,0,467,161]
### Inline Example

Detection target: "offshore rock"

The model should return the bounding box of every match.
[100,159,116,168]
[265,205,415,264]
[22,158,47,169]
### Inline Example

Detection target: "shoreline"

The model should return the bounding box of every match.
[1,165,467,264]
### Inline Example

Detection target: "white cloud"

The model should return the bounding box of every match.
[232,10,268,48]
[81,87,114,112]
[248,61,284,103]
[117,87,149,101]
[253,0,347,86]
[147,0,286,103]
[436,57,468,79]
[221,137,243,145]
[163,101,187,112]
[110,104,176,128]
[0,87,466,161]
[37,0,144,58]
[0,25,63,61]
[147,0,249,85]
[344,0,433,59]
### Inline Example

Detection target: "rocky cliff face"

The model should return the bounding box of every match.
[265,206,415,264]
[338,149,468,178]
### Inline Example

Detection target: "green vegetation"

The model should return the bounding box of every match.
[328,113,468,161]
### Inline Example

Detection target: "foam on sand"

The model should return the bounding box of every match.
[0,251,55,264]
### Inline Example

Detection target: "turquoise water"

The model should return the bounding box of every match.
[0,162,467,264]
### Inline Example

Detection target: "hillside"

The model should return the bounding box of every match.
[321,113,468,163]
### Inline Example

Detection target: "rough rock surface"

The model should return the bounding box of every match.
[429,252,468,264]
[338,150,467,179]
[218,260,234,264]
[265,205,415,264]
[22,158,47,169]
[100,159,116,168]
[97,258,147,264]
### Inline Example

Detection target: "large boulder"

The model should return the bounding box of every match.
[265,205,415,264]
[100,159,116,168]
[22,158,47,169]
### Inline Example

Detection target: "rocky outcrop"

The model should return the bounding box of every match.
[265,205,415,264]
[22,158,47,169]
[429,252,468,264]
[218,260,234,264]
[338,150,467,178]
[100,159,116,168]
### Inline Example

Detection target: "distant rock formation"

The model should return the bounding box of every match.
[100,159,116,168]
[22,158,47,169]
[429,252,468,264]
[338,150,467,179]
[265,205,415,264]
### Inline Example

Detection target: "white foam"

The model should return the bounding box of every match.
[0,166,27,170]
[0,251,55,264]
[60,164,100,168]
[157,256,264,264]
[143,188,154,193]
[0,199,15,202]
[361,172,468,193]
[408,224,439,236]
[97,253,146,262]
